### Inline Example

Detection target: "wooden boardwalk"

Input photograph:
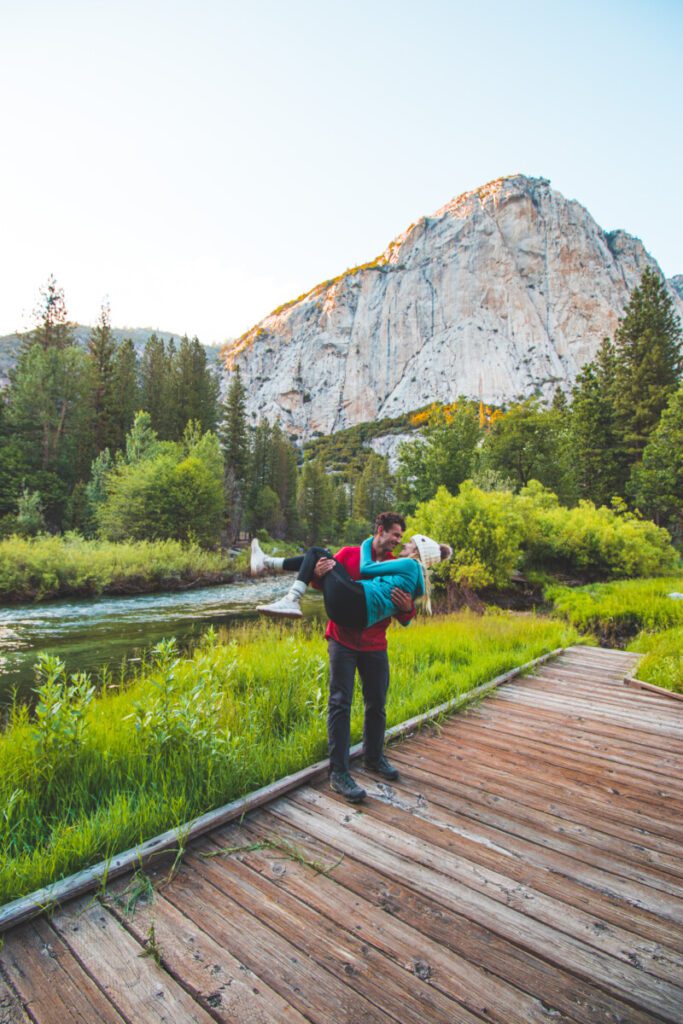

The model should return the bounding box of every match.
[2,645,683,1024]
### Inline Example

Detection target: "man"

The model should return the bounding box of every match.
[311,511,415,803]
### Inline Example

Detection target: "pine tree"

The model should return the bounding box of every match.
[87,302,117,456]
[219,368,249,483]
[26,275,74,352]
[353,453,394,525]
[110,339,140,450]
[570,349,622,505]
[630,383,683,537]
[613,268,682,467]
[140,334,174,439]
[297,458,334,545]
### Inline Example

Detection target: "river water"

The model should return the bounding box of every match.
[0,576,293,705]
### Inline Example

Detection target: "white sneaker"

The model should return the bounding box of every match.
[257,595,303,618]
[251,538,267,576]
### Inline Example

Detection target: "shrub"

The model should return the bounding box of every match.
[629,626,683,693]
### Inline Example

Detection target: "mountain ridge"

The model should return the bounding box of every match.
[221,174,682,439]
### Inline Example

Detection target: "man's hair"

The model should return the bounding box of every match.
[374,511,406,533]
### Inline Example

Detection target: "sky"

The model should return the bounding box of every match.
[1,0,681,344]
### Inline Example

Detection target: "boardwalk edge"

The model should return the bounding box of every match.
[0,645,566,933]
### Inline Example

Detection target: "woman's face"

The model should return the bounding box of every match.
[398,539,418,558]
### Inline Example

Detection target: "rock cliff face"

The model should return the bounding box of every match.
[222,175,682,440]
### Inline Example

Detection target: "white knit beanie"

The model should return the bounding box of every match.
[411,534,442,569]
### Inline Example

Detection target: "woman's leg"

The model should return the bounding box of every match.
[321,563,367,630]
[256,547,332,618]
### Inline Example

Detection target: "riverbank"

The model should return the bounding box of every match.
[0,612,577,905]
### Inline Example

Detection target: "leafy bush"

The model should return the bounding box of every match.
[406,483,524,589]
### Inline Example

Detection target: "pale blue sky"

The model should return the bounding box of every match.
[1,0,681,343]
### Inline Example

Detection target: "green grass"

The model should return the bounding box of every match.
[0,611,576,905]
[0,534,236,602]
[545,576,683,645]
[629,626,683,693]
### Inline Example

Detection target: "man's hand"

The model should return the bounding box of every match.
[313,558,335,579]
[390,587,414,613]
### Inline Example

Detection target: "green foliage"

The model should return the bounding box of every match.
[569,350,623,505]
[405,480,677,592]
[0,613,576,903]
[0,534,231,601]
[353,453,393,527]
[629,625,683,693]
[14,487,46,538]
[297,458,335,544]
[406,483,524,589]
[397,401,481,510]
[630,383,683,538]
[546,577,683,642]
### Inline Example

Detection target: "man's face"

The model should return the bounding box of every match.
[373,523,404,556]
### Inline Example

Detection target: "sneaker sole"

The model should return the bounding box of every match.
[257,607,303,618]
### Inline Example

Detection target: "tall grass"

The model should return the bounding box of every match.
[629,627,683,694]
[0,612,576,904]
[0,534,234,601]
[545,576,683,644]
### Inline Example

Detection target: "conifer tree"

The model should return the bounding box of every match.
[570,352,622,505]
[140,334,174,439]
[630,383,683,537]
[353,453,393,524]
[88,302,117,456]
[110,338,140,450]
[613,268,682,466]
[27,275,74,351]
[219,368,249,483]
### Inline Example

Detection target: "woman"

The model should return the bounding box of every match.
[253,534,452,625]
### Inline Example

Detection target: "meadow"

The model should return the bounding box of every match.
[0,611,576,905]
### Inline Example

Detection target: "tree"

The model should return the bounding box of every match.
[27,275,74,352]
[140,334,175,439]
[87,302,117,456]
[630,384,683,539]
[396,401,481,510]
[353,453,394,525]
[570,352,622,506]
[481,399,573,498]
[110,338,140,450]
[297,458,334,544]
[173,336,219,435]
[613,268,682,470]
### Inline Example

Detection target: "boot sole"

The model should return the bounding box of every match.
[257,608,303,618]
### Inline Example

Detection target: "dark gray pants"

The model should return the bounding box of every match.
[327,638,389,772]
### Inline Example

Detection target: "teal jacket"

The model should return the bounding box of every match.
[358,536,425,628]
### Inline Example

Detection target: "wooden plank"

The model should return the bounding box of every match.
[465,700,682,777]
[404,731,683,832]
[187,840,489,1024]
[423,709,683,796]
[0,646,563,935]
[624,676,683,701]
[385,751,683,889]
[363,759,683,912]
[104,874,309,1024]
[252,807,662,1024]
[0,976,30,1024]
[51,898,216,1024]
[421,717,683,813]
[395,735,683,858]
[156,848,418,1024]
[527,674,683,722]
[496,689,683,740]
[351,779,683,959]
[217,820,582,1024]
[0,915,126,1024]
[271,791,683,1022]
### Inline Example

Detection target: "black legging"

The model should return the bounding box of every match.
[283,547,367,630]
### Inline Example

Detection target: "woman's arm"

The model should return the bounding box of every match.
[359,537,422,583]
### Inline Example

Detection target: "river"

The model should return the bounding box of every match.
[0,576,294,705]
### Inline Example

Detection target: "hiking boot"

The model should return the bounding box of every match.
[364,754,399,781]
[256,594,303,618]
[251,538,267,575]
[329,770,366,803]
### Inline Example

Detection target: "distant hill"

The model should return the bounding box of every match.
[0,327,225,387]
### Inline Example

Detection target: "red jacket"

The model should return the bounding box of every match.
[318,544,416,652]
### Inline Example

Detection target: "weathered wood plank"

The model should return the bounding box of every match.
[188,840,489,1024]
[104,875,309,1024]
[51,898,216,1024]
[217,820,582,1024]
[157,850,417,1024]
[0,915,126,1024]
[385,752,683,889]
[0,976,30,1024]
[272,791,683,1022]
[252,808,662,1024]
[623,676,683,701]
[404,731,683,833]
